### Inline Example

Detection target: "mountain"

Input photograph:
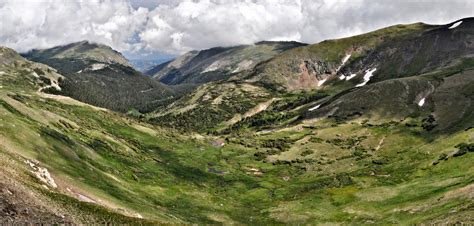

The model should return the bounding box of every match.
[250,19,474,91]
[1,18,473,224]
[143,59,172,76]
[147,41,306,86]
[23,41,175,113]
[0,48,184,223]
[151,18,474,134]
[25,40,132,67]
[129,58,174,72]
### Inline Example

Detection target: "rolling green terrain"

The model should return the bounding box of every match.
[0,18,473,224]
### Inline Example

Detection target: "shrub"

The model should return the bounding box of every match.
[300,149,314,157]
[421,115,437,131]
[309,137,323,143]
[453,143,474,157]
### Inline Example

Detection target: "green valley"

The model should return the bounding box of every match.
[0,17,473,225]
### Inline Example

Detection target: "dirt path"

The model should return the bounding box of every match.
[375,137,386,151]
[226,98,277,126]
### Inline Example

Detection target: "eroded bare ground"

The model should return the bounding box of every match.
[0,150,73,224]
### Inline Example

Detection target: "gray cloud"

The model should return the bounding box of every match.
[0,0,473,55]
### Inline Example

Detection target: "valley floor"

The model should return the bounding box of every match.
[0,86,473,224]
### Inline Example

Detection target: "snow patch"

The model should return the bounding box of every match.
[449,21,462,29]
[335,54,351,73]
[90,63,107,71]
[39,80,61,92]
[345,73,357,80]
[342,54,351,64]
[317,78,327,86]
[418,98,426,107]
[308,104,321,111]
[51,80,61,91]
[339,75,346,80]
[31,71,39,78]
[355,68,377,87]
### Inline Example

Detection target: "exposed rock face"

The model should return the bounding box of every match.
[297,60,333,89]
[25,160,57,188]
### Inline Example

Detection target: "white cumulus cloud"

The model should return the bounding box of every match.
[0,0,148,52]
[139,0,304,53]
[0,0,473,55]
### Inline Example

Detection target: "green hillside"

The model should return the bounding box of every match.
[0,18,473,224]
[22,42,175,113]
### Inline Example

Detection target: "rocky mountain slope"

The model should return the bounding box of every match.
[147,41,306,87]
[151,18,474,134]
[250,18,474,91]
[0,18,473,224]
[23,41,175,113]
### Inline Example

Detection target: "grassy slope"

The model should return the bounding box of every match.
[1,48,473,224]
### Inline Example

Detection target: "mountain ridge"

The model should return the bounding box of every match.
[147,41,307,87]
[24,40,132,67]
[22,41,176,113]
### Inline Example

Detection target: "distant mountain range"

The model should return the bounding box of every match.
[129,58,175,73]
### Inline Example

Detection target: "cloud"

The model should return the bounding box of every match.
[1,0,473,55]
[0,0,148,52]
[139,0,474,54]
[297,0,474,41]
[139,0,304,54]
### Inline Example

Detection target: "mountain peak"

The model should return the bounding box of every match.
[24,41,132,67]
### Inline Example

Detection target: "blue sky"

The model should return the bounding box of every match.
[1,0,473,60]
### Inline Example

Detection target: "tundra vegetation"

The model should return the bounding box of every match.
[0,18,473,224]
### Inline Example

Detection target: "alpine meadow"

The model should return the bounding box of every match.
[0,0,473,224]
